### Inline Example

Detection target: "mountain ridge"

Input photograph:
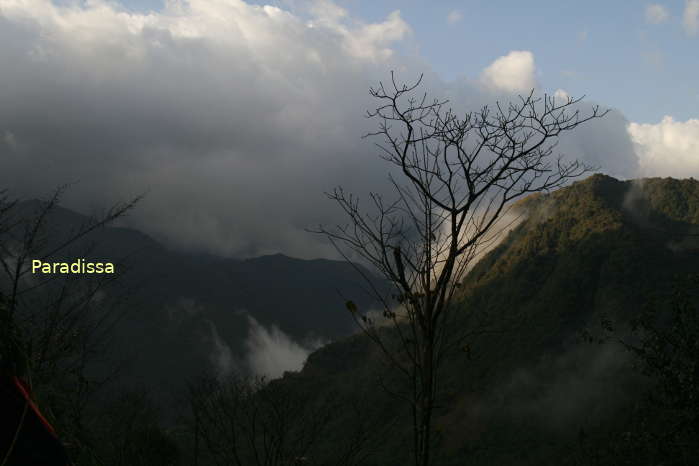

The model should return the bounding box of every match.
[2,198,386,395]
[263,174,699,465]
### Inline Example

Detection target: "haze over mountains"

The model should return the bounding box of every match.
[10,174,699,394]
[8,173,697,385]
[3,199,386,391]
[2,173,699,465]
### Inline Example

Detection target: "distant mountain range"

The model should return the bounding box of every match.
[3,199,386,396]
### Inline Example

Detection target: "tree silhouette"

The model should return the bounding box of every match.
[315,72,608,466]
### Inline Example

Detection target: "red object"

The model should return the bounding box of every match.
[11,376,58,437]
[0,375,70,465]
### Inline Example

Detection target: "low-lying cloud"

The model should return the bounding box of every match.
[492,342,635,430]
[245,315,321,379]
[208,319,236,378]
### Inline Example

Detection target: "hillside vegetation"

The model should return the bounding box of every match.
[4,175,698,465]
[246,174,699,466]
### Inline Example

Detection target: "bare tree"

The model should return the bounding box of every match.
[96,389,181,466]
[314,73,608,466]
[0,187,140,463]
[188,375,334,466]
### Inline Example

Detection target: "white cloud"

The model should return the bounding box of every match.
[0,0,410,259]
[645,4,670,24]
[245,316,318,379]
[309,0,348,24]
[447,10,462,24]
[480,50,537,94]
[628,116,699,177]
[307,1,410,62]
[684,0,699,35]
[345,10,410,62]
[554,89,570,101]
[208,320,235,377]
[0,0,647,259]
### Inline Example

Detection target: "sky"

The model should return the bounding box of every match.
[112,0,699,124]
[0,0,697,259]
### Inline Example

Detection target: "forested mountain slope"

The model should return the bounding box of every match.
[265,174,699,465]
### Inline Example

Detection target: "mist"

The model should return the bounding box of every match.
[244,315,321,379]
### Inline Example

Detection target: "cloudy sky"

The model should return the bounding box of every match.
[0,0,697,259]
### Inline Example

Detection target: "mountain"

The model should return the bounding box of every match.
[1,200,386,396]
[5,175,698,465]
[252,174,699,465]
